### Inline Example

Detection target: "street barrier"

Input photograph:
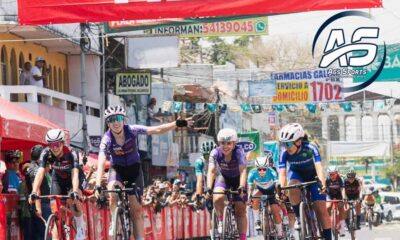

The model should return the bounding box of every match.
[0,193,212,240]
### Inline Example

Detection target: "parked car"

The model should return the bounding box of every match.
[380,192,400,222]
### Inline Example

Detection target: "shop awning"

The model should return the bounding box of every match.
[0,97,69,150]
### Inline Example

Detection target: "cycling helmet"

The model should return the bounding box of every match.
[279,123,304,142]
[46,129,65,143]
[255,156,268,168]
[347,169,356,178]
[217,128,238,142]
[31,145,44,160]
[104,105,126,120]
[201,141,216,154]
[327,166,338,174]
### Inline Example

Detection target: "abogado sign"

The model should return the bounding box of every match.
[116,72,151,95]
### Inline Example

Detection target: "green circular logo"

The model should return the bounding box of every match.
[255,21,266,32]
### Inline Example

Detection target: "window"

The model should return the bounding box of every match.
[1,46,7,85]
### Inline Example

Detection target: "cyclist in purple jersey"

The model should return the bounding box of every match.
[94,105,190,239]
[278,123,332,240]
[206,128,248,240]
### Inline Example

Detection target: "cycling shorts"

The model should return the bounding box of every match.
[108,163,144,196]
[50,169,84,195]
[347,194,360,201]
[214,174,247,202]
[252,188,276,205]
[288,169,326,202]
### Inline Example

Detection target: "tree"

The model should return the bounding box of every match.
[207,37,235,65]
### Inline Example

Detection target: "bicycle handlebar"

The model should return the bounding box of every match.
[212,189,241,195]
[32,195,70,200]
[280,180,318,190]
[100,183,137,194]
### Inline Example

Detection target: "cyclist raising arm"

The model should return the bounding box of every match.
[206,128,248,240]
[29,129,86,240]
[94,106,190,239]
[278,123,332,240]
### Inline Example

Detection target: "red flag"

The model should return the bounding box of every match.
[18,0,382,25]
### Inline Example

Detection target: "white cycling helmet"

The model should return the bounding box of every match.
[327,166,338,174]
[201,141,216,154]
[255,157,268,168]
[217,128,238,142]
[279,123,304,142]
[46,129,65,143]
[104,105,126,120]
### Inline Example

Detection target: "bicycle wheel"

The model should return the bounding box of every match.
[222,206,234,240]
[262,207,271,240]
[368,209,373,231]
[112,207,128,240]
[44,214,59,240]
[299,202,309,240]
[211,208,220,239]
[349,209,356,240]
[332,208,338,240]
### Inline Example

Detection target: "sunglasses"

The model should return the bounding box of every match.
[107,115,124,123]
[49,141,62,149]
[282,142,295,148]
[257,167,267,172]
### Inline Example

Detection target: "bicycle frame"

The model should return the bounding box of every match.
[327,199,344,240]
[345,200,358,240]
[281,180,322,240]
[251,195,278,239]
[37,195,76,240]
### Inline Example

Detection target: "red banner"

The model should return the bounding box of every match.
[18,0,382,25]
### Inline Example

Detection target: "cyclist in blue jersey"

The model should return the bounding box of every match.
[94,105,190,239]
[278,123,332,240]
[206,128,247,240]
[194,140,216,197]
[248,155,283,237]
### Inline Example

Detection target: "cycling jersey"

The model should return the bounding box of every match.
[247,167,277,191]
[278,141,321,174]
[195,157,207,176]
[209,145,246,178]
[99,125,148,166]
[325,176,344,199]
[39,146,79,180]
[344,178,361,199]
[279,141,325,201]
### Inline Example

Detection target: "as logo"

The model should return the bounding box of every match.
[312,11,386,93]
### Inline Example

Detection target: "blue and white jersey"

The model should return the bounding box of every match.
[278,141,321,173]
[247,167,278,191]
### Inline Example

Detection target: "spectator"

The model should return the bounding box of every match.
[18,160,33,239]
[26,145,52,240]
[29,56,47,88]
[19,62,32,85]
[0,159,6,193]
[147,97,162,122]
[2,150,22,193]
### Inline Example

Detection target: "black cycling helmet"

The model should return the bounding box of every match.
[31,145,44,161]
[347,169,356,178]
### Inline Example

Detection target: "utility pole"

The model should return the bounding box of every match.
[214,87,220,140]
[80,23,89,153]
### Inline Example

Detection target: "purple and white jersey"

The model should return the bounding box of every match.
[209,145,247,178]
[99,125,148,166]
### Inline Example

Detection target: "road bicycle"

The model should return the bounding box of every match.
[280,180,323,240]
[34,195,78,240]
[101,182,137,240]
[344,199,358,240]
[327,199,344,240]
[211,189,241,240]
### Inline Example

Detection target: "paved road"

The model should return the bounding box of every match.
[248,221,400,240]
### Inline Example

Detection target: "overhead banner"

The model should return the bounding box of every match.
[237,131,261,161]
[18,0,381,25]
[115,72,151,95]
[354,43,400,82]
[271,69,343,104]
[105,15,267,33]
[144,17,268,37]
[248,79,276,97]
